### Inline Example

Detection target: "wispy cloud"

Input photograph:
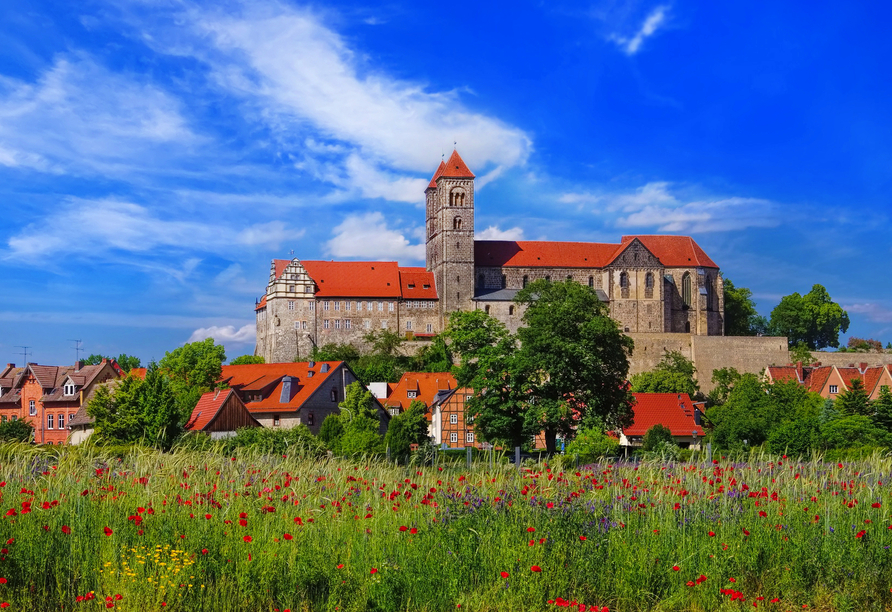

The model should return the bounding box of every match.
[325,211,425,262]
[4,198,302,261]
[188,324,256,346]
[477,225,526,240]
[843,303,892,324]
[609,5,670,56]
[560,182,780,233]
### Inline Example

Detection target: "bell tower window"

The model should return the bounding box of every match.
[453,217,462,230]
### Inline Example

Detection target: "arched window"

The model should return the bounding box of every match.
[588,276,594,288]
[522,275,529,288]
[501,274,507,289]
[509,305,515,315]
[685,321,691,333]
[682,273,692,308]
[645,272,654,299]
[545,275,551,283]
[619,272,629,299]
[484,305,490,314]
[453,217,462,230]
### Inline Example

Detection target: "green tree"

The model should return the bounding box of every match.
[767,417,817,458]
[630,350,700,397]
[230,355,265,365]
[872,387,892,433]
[642,424,674,451]
[0,419,33,443]
[318,414,344,453]
[845,337,883,352]
[817,415,879,450]
[565,428,619,462]
[311,343,361,364]
[769,284,850,350]
[412,335,454,373]
[384,400,430,462]
[723,278,766,336]
[707,367,741,407]
[337,382,385,456]
[158,338,226,416]
[139,364,182,449]
[835,379,871,416]
[789,343,817,365]
[84,353,141,372]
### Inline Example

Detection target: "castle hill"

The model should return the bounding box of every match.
[2,2,891,610]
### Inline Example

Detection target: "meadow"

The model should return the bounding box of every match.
[0,444,891,612]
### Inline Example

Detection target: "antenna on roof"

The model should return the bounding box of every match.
[289,249,294,256]
[69,339,83,363]
[15,346,31,364]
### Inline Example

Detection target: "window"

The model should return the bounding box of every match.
[619,272,630,299]
[378,302,384,311]
[47,414,54,430]
[389,302,395,312]
[545,275,551,282]
[323,320,330,329]
[389,408,400,416]
[466,395,473,402]
[330,388,338,402]
[426,324,433,333]
[522,275,528,288]
[273,415,281,427]
[58,414,64,429]
[367,301,372,311]
[288,285,295,292]
[302,321,308,330]
[63,382,75,396]
[484,305,490,314]
[29,400,36,416]
[307,413,315,426]
[466,432,475,443]
[309,301,315,311]
[829,385,839,394]
[334,301,340,311]
[334,319,341,329]
[365,320,371,329]
[305,285,313,293]
[450,413,458,424]
[381,321,388,329]
[346,301,351,311]
[682,273,692,308]
[453,217,462,230]
[588,276,594,288]
[501,274,507,289]
[345,319,351,330]
[324,301,330,311]
[294,321,301,330]
[408,391,417,399]
[645,272,654,299]
[508,305,514,316]
[288,300,295,310]
[450,433,458,443]
[10,415,15,421]
[406,321,412,331]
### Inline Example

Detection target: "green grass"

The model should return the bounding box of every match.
[0,443,891,611]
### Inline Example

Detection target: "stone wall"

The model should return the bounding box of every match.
[805,351,892,368]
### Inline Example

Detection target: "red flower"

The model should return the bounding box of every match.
[2,604,9,609]
[872,502,882,508]
[205,513,212,520]
[201,549,208,555]
[0,578,5,584]
[410,528,418,534]
[672,566,680,571]
[370,568,378,574]
[399,526,408,532]
[103,527,113,537]
[243,535,252,543]
[61,525,71,535]
[855,530,866,538]
[527,527,536,533]
[707,531,715,537]
[530,565,542,573]
[337,564,344,569]
[728,577,736,583]
[284,533,293,540]
[500,571,509,579]
[579,536,587,541]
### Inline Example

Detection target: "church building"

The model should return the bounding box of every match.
[255,150,724,362]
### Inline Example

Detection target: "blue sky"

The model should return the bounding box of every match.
[1,0,890,366]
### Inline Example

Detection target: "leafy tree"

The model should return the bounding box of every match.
[642,424,675,451]
[789,343,817,365]
[84,353,141,372]
[631,350,700,397]
[363,329,405,358]
[723,279,766,336]
[139,364,182,449]
[337,382,385,456]
[872,387,892,433]
[565,428,619,462]
[707,367,741,407]
[318,414,344,453]
[230,355,265,365]
[835,379,871,416]
[0,419,33,443]
[158,338,226,416]
[817,415,880,450]
[384,400,430,462]
[311,343,361,364]
[769,284,850,350]
[411,335,454,373]
[767,418,818,458]
[845,337,883,352]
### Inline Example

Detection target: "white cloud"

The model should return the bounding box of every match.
[562,182,780,233]
[0,55,196,175]
[188,324,256,345]
[609,5,669,56]
[843,303,892,324]
[477,225,526,240]
[325,211,425,262]
[4,198,303,261]
[129,2,531,196]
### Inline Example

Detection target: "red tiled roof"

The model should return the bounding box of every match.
[220,361,342,413]
[186,389,231,431]
[383,372,457,412]
[130,368,147,380]
[620,236,719,268]
[766,366,799,383]
[475,241,622,268]
[803,366,833,394]
[623,393,705,437]
[440,150,475,179]
[837,367,862,391]
[302,261,402,298]
[399,268,438,300]
[862,366,885,394]
[274,259,290,280]
[255,295,267,311]
[428,160,446,189]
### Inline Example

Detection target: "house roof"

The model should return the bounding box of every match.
[837,367,863,390]
[274,259,290,280]
[620,235,719,268]
[427,160,446,189]
[439,150,475,179]
[220,361,344,414]
[185,389,260,431]
[862,366,885,394]
[475,240,621,268]
[803,366,833,394]
[399,268,438,300]
[623,393,705,437]
[382,371,457,412]
[302,261,403,298]
[255,295,267,311]
[765,365,800,383]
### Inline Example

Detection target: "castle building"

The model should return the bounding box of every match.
[256,150,724,362]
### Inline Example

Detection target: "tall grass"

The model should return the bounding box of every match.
[0,443,891,611]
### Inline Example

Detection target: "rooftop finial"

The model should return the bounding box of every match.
[454,140,457,149]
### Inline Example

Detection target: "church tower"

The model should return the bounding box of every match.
[426,149,476,323]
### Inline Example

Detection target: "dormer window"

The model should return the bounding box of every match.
[407,391,418,399]
[63,382,76,396]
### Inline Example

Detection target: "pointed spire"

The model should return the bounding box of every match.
[427,160,447,189]
[440,149,475,179]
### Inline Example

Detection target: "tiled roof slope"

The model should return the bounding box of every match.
[185,389,260,431]
[399,268,438,300]
[301,261,402,298]
[427,160,446,189]
[220,361,343,413]
[766,366,800,383]
[620,236,719,268]
[383,372,457,412]
[440,150,475,179]
[623,393,705,437]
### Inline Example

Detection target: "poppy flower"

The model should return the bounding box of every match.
[399,526,408,532]
[579,536,587,541]
[103,527,113,537]
[672,566,680,571]
[410,527,418,534]
[61,526,71,535]
[243,535,252,543]
[500,571,509,579]
[284,533,293,540]
[855,530,866,538]
[527,527,536,533]
[201,549,208,555]
[0,578,5,584]
[370,568,378,574]
[707,531,715,537]
[530,565,542,573]
[337,564,344,569]
[205,514,212,520]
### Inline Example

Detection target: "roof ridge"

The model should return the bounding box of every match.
[439,149,475,179]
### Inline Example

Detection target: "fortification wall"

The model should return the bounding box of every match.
[806,351,892,368]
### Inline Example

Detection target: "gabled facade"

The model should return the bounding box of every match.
[255,149,725,362]
[765,362,892,400]
[185,389,261,438]
[0,360,123,445]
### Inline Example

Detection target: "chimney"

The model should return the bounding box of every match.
[860,362,868,373]
[795,361,803,383]
[75,360,85,372]
[694,408,702,426]
[214,389,220,400]
[814,362,821,367]
[280,376,294,403]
